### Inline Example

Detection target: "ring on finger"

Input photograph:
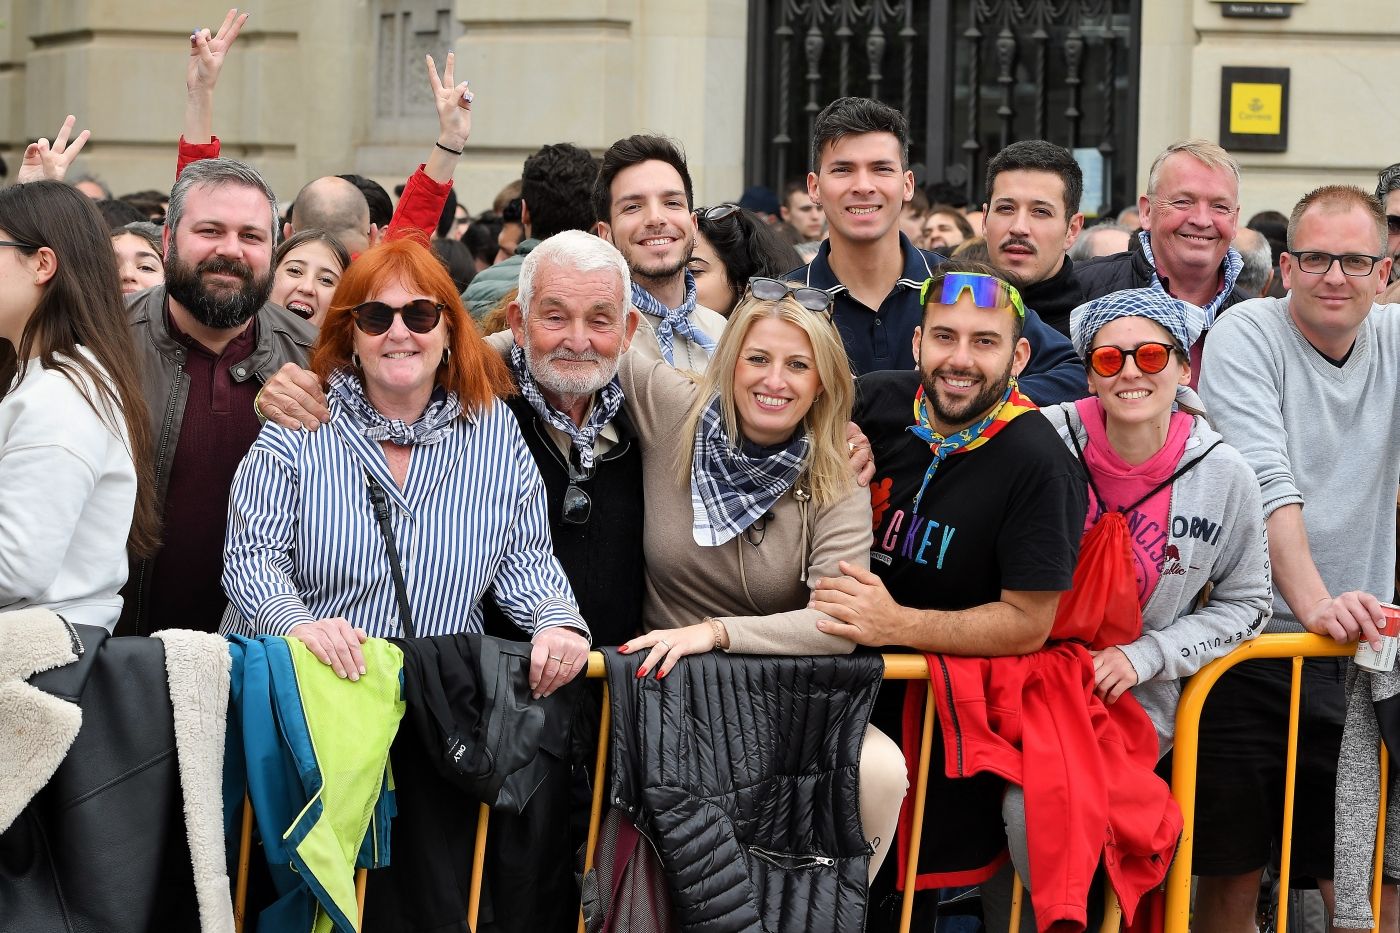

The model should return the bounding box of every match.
[658,639,671,650]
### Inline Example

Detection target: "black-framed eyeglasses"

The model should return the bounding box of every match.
[1289,251,1384,277]
[1387,215,1400,236]
[746,276,834,316]
[351,299,445,336]
[696,204,741,223]
[561,460,594,525]
[0,239,37,251]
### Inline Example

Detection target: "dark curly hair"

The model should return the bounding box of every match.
[522,143,599,240]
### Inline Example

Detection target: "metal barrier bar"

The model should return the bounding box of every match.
[1275,656,1304,933]
[1373,745,1389,929]
[1166,635,1358,931]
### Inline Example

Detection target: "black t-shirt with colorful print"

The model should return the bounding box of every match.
[854,370,1088,611]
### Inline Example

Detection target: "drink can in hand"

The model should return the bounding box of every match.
[1355,602,1400,673]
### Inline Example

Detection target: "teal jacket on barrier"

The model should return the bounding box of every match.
[225,635,405,933]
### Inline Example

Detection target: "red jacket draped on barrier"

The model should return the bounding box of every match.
[897,641,1181,932]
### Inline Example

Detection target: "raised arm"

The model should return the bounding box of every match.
[384,51,474,242]
[177,8,246,177]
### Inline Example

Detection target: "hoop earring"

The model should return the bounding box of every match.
[351,351,361,369]
[440,346,451,367]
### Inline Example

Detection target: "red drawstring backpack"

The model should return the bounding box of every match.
[1052,426,1221,647]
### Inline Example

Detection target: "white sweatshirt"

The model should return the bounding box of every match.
[0,349,137,631]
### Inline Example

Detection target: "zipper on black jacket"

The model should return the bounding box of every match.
[134,364,186,635]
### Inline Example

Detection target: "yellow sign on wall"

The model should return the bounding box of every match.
[1229,83,1283,135]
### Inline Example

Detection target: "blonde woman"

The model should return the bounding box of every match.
[617,278,907,881]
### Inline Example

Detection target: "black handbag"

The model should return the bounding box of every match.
[367,471,570,813]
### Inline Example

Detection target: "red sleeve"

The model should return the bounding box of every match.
[177,135,222,180]
[386,165,451,242]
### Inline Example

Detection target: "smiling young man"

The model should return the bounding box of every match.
[593,134,726,372]
[982,140,1087,337]
[794,97,1085,404]
[1076,140,1249,375]
[816,261,1090,929]
[1194,186,1400,932]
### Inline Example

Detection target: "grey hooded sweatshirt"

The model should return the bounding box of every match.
[1042,400,1273,754]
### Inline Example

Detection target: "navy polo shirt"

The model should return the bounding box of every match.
[790,233,1088,403]
[793,232,939,375]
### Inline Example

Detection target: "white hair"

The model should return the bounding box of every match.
[517,229,631,317]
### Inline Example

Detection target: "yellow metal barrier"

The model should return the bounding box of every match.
[243,638,1388,933]
[1166,634,1386,933]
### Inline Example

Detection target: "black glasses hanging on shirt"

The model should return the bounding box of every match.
[562,459,594,525]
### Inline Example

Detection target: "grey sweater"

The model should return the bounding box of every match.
[1042,403,1272,753]
[1199,296,1400,632]
[1333,664,1400,928]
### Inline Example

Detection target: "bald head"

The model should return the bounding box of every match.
[289,176,372,252]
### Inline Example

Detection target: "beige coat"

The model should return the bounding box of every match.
[618,353,872,655]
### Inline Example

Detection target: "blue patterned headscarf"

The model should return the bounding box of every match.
[1068,288,1206,362]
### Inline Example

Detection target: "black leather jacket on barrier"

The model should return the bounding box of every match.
[1,627,201,931]
[602,649,884,932]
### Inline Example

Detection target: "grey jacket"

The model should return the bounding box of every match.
[1333,665,1400,928]
[122,285,315,632]
[1042,401,1272,753]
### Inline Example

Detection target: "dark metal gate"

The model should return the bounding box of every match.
[744,0,1140,217]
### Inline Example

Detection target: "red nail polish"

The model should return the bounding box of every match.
[636,668,647,678]
[619,645,630,654]
[659,668,668,679]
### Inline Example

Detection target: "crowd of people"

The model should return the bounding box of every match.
[9,6,1400,932]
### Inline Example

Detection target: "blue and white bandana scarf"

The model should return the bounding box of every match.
[1137,229,1243,328]
[509,343,624,470]
[631,270,718,365]
[1067,287,1206,362]
[689,394,810,547]
[329,368,462,447]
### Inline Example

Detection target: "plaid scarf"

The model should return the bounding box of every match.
[689,394,810,547]
[907,380,1037,512]
[329,368,462,446]
[630,270,717,365]
[1138,229,1243,328]
[509,343,624,470]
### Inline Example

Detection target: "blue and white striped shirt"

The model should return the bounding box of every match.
[220,391,588,641]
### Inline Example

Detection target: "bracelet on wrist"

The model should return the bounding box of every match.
[435,140,463,156]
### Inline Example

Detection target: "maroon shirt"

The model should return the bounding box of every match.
[143,310,262,633]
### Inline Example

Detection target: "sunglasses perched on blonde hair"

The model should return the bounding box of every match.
[746,276,834,316]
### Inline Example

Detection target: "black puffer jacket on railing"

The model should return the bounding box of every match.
[603,649,885,932]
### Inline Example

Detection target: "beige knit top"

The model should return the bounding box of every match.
[618,352,873,655]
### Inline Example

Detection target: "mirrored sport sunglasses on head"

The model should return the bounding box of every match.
[351,299,445,336]
[746,276,834,317]
[919,272,1026,319]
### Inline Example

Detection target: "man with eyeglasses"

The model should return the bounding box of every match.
[1076,140,1250,383]
[792,96,1085,403]
[1193,185,1400,933]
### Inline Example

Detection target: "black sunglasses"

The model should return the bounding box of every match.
[747,276,834,316]
[697,204,742,223]
[351,299,445,336]
[1388,214,1400,236]
[562,461,593,525]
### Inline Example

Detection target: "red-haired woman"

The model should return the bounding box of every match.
[221,236,589,695]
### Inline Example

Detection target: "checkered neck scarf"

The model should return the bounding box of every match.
[630,270,717,365]
[689,394,810,547]
[509,343,624,470]
[329,368,462,447]
[1137,229,1243,328]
